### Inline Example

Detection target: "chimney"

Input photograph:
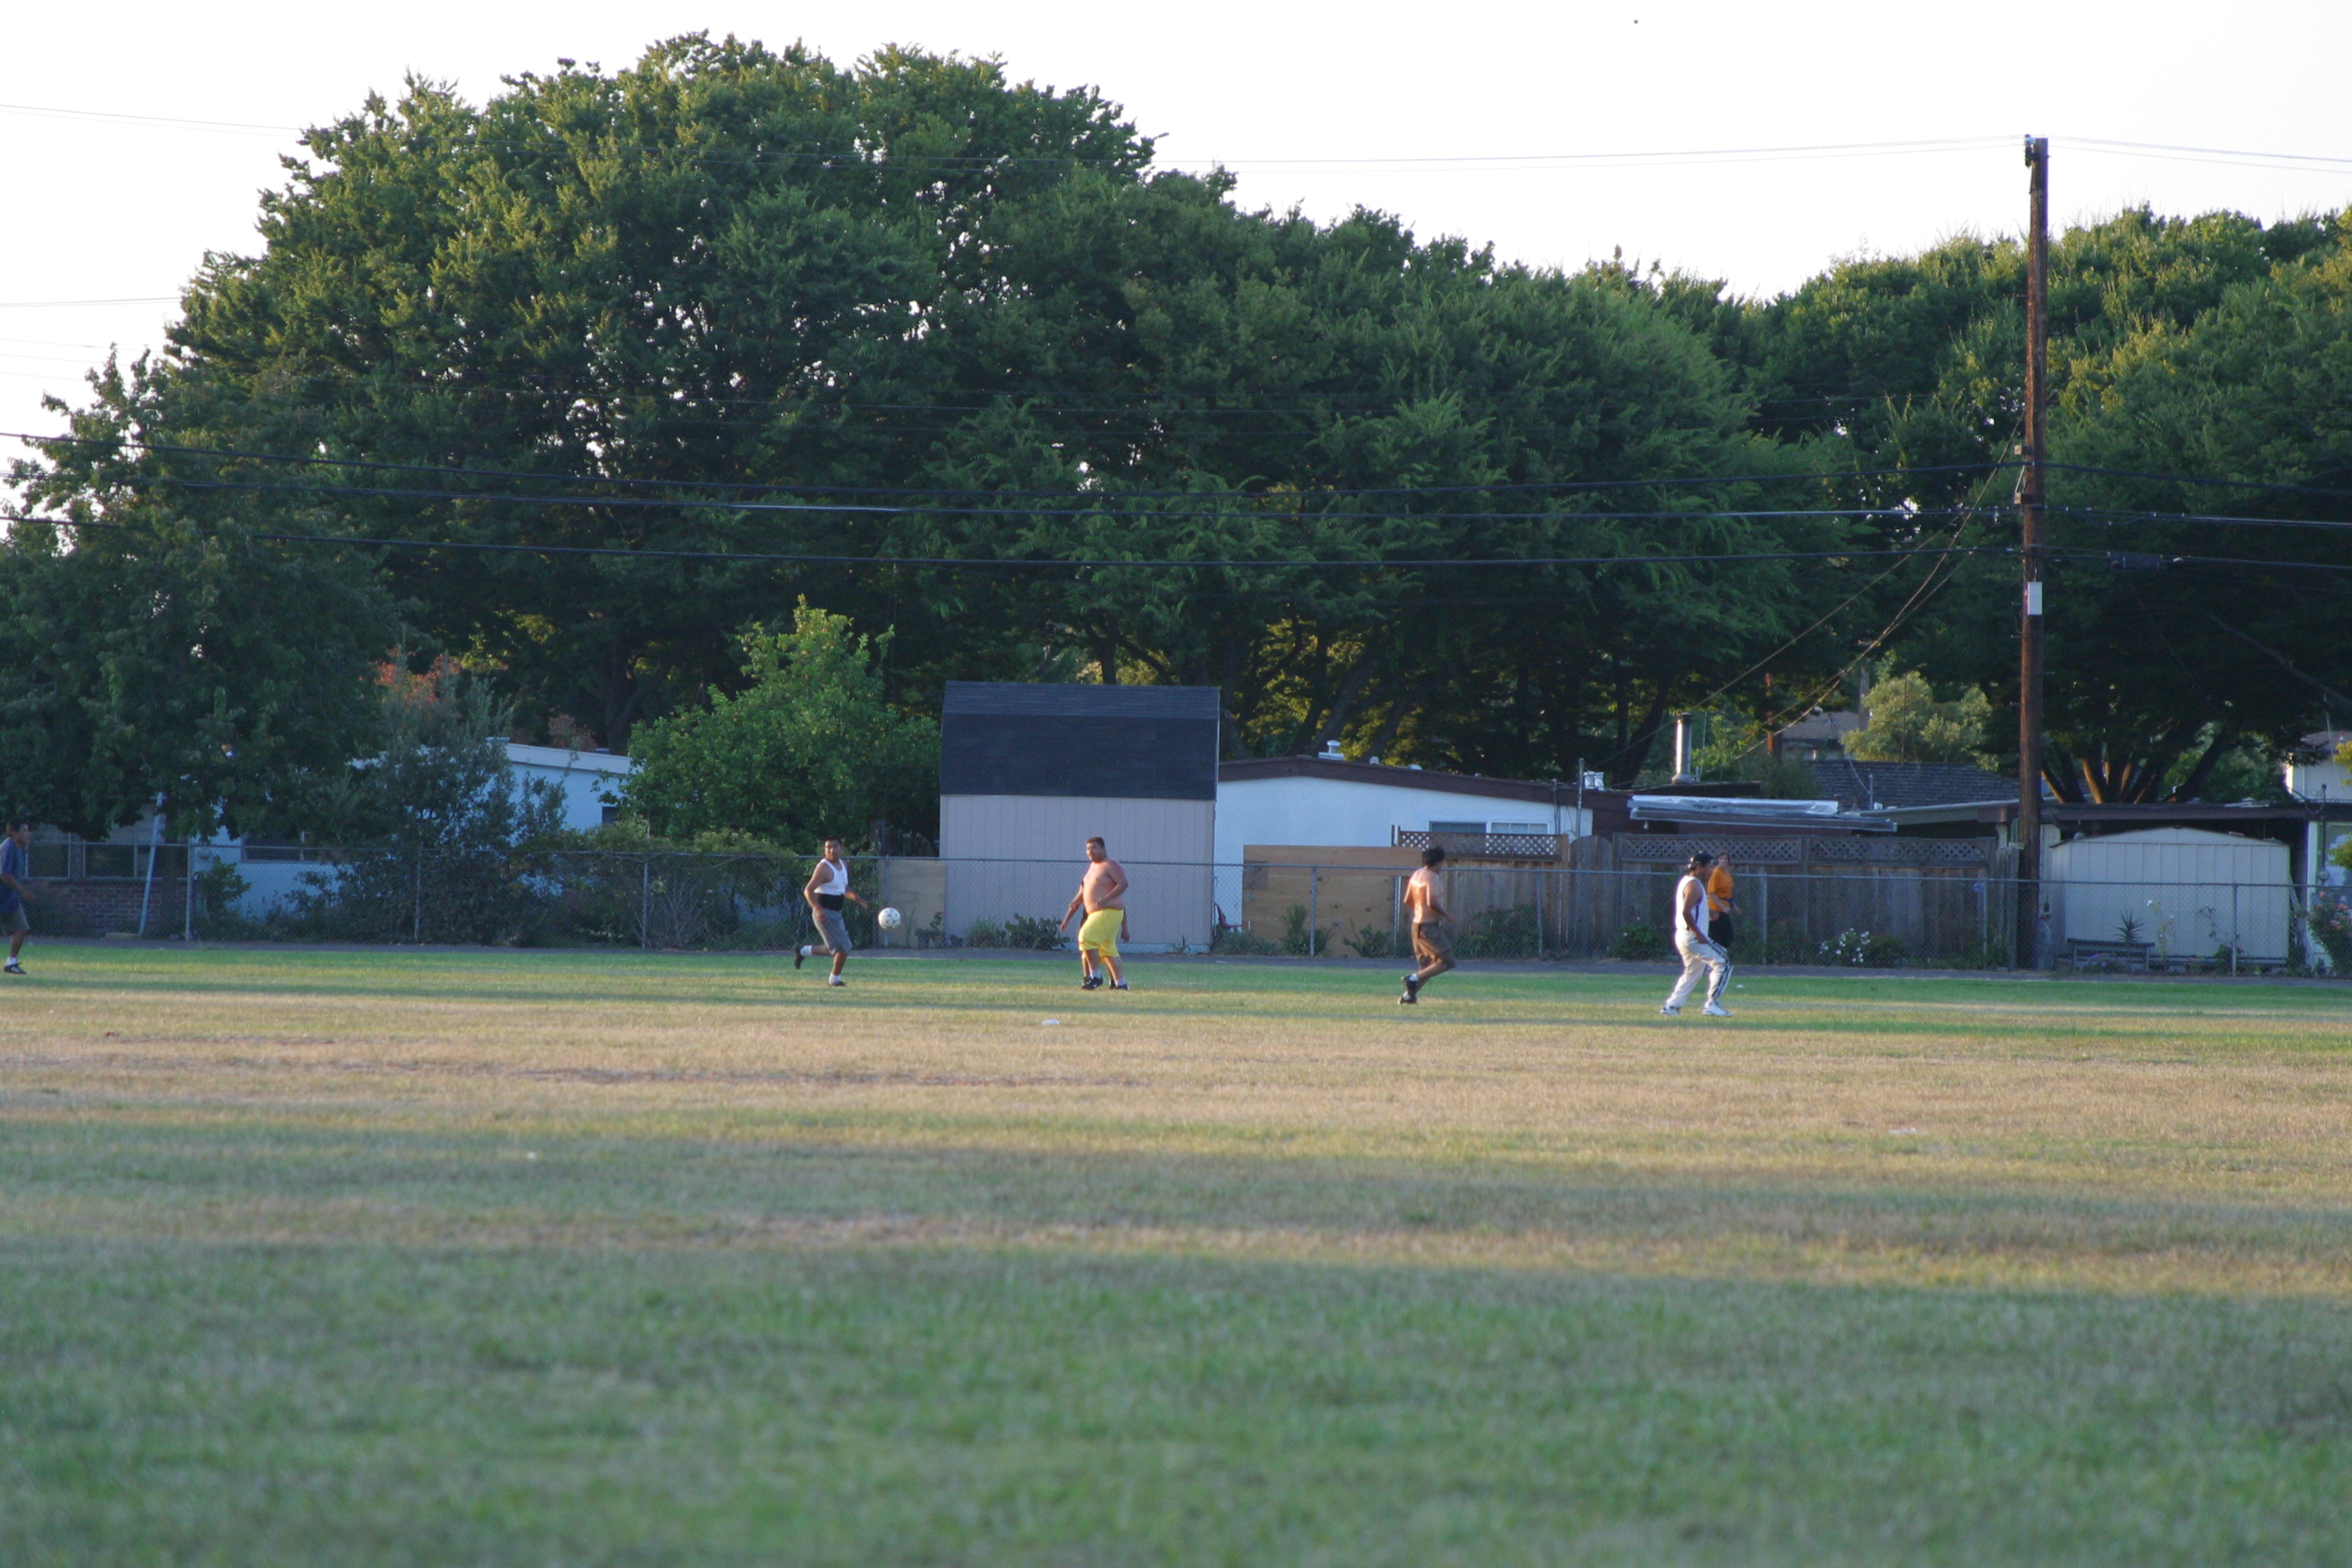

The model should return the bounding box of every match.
[1671,712,1697,783]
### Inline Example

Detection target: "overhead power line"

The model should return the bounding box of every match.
[10,431,2001,501]
[95,470,1930,525]
[0,509,1996,572]
[0,296,178,309]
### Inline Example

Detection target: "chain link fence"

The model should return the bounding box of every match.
[137,841,2344,975]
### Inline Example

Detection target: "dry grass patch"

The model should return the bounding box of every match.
[4,946,2351,1564]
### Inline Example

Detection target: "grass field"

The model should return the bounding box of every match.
[4,945,2350,1565]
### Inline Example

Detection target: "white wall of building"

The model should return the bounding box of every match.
[2047,827,2292,962]
[939,794,1215,950]
[2286,754,2351,805]
[1212,774,1588,867]
[507,743,633,831]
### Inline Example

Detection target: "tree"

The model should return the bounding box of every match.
[619,603,937,848]
[1844,668,1994,766]
[1727,207,2352,801]
[1,358,397,838]
[283,658,564,942]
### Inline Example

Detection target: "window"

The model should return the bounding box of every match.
[1427,821,1484,835]
[28,842,69,879]
[1490,822,1547,835]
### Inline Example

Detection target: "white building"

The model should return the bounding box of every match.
[505,743,635,831]
[1214,753,1592,867]
[2283,730,2352,892]
[226,743,634,916]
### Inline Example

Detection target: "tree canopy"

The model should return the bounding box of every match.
[8,35,2351,836]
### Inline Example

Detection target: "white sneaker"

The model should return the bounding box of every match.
[1702,1003,1733,1018]
[3,960,21,975]
[1658,1004,1679,1016]
[827,975,845,988]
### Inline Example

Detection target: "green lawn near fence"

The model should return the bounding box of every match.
[4,946,2350,1565]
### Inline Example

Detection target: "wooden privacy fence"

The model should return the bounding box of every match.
[1238,835,2020,965]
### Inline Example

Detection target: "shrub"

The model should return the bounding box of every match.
[1763,920,1812,965]
[1611,922,1668,962]
[1455,904,1539,959]
[1818,929,1873,966]
[965,918,1008,949]
[1211,924,1278,956]
[1864,932,1908,968]
[1005,913,1069,951]
[2308,891,2352,972]
[1348,923,1399,960]
[1279,903,1335,956]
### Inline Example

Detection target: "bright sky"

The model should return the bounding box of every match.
[5,0,2350,456]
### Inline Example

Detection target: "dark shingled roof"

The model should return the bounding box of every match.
[940,682,1220,800]
[1802,759,2014,812]
[943,682,1220,720]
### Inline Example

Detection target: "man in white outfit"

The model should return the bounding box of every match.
[795,837,868,987]
[1661,851,1733,1018]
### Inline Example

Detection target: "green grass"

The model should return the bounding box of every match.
[4,946,2350,1564]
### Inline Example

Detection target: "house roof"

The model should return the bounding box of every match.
[1218,756,1577,808]
[943,681,1220,720]
[942,682,1220,800]
[1803,759,2014,813]
[1775,708,1863,746]
[504,742,634,775]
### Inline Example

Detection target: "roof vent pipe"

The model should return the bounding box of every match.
[1671,712,1697,783]
[1318,739,1344,762]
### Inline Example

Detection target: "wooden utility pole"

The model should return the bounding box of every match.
[2017,136,2050,969]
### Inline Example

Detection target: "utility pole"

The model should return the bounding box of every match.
[2017,135,2050,969]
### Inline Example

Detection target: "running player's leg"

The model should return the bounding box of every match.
[1664,936,1708,1011]
[815,906,853,983]
[1703,941,1732,1011]
[1412,922,1455,985]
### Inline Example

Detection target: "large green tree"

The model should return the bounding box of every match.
[2,359,397,838]
[619,603,938,849]
[21,33,1863,791]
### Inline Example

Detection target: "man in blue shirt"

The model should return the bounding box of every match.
[0,819,34,975]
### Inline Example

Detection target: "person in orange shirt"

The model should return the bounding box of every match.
[1706,853,1739,950]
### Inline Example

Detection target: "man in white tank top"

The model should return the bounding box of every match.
[796,837,867,986]
[1661,851,1733,1017]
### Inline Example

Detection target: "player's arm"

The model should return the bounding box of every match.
[803,864,827,910]
[1100,862,1129,902]
[0,865,30,902]
[1059,887,1086,929]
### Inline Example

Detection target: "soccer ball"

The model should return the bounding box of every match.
[877,906,903,930]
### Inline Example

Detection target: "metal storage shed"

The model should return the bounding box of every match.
[939,682,1220,949]
[2047,827,2292,966]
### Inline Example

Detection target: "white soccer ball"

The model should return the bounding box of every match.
[877,906,903,930]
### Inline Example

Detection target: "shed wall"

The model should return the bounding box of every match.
[940,795,1214,948]
[2049,828,2291,960]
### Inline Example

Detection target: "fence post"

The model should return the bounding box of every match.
[640,853,652,951]
[184,838,195,942]
[2232,882,2240,975]
[1536,866,1547,957]
[413,844,423,945]
[1308,864,1319,957]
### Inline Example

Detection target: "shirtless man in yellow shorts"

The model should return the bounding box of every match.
[1058,835,1130,991]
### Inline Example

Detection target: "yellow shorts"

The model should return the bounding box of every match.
[1077,908,1122,955]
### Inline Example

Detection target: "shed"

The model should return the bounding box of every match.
[940,683,1219,949]
[2047,827,2291,965]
